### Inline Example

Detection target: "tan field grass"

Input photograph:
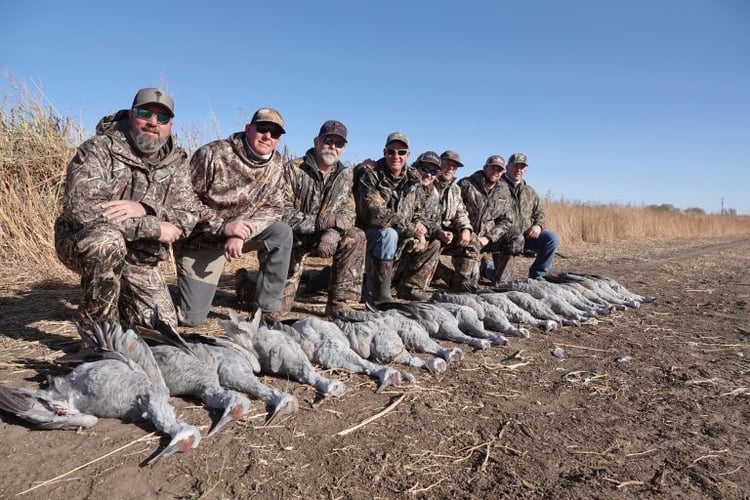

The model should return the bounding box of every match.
[2,79,749,286]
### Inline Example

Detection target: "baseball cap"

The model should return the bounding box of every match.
[251,107,286,133]
[507,153,528,166]
[440,150,464,167]
[318,120,348,141]
[414,151,441,168]
[385,131,409,148]
[484,155,506,168]
[132,88,174,117]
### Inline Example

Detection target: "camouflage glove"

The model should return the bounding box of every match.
[316,229,341,258]
[317,215,347,232]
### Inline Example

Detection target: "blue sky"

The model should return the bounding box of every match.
[2,0,748,214]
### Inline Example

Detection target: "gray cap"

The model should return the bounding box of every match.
[414,151,441,168]
[132,88,174,117]
[385,131,409,147]
[440,150,464,167]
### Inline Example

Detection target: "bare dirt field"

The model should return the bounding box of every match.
[1,236,749,499]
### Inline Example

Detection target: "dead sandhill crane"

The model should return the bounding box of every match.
[432,291,531,338]
[218,310,346,398]
[141,318,299,427]
[285,317,413,393]
[375,302,493,350]
[0,320,201,464]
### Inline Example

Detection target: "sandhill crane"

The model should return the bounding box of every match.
[433,302,508,346]
[0,321,201,464]
[474,292,558,332]
[432,291,531,339]
[218,310,346,398]
[286,317,413,393]
[141,318,299,427]
[334,316,447,373]
[375,302,493,350]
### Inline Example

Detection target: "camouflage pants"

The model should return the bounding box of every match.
[55,221,178,329]
[395,238,442,291]
[281,227,366,313]
[441,232,483,284]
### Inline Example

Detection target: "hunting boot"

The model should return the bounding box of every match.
[369,258,395,304]
[430,260,454,287]
[235,268,256,309]
[450,257,480,293]
[492,253,516,287]
[279,251,309,315]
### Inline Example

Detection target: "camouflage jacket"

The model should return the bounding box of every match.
[457,171,514,243]
[56,110,201,263]
[283,148,356,236]
[501,174,547,232]
[185,132,285,246]
[435,177,473,233]
[354,158,422,238]
[413,184,442,238]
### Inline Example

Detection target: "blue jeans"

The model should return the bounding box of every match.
[524,230,559,278]
[365,227,399,260]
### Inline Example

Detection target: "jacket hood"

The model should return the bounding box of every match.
[95,109,181,166]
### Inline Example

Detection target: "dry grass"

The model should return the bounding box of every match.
[2,78,749,286]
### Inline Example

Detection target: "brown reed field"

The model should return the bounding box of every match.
[2,82,749,285]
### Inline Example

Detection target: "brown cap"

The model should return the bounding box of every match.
[484,155,506,168]
[439,150,464,167]
[385,131,409,147]
[132,88,174,117]
[507,153,528,166]
[251,107,286,133]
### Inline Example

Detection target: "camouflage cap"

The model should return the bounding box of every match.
[251,107,286,133]
[318,120,348,141]
[414,151,441,168]
[385,131,409,147]
[507,153,528,166]
[132,88,174,117]
[484,155,506,169]
[439,150,464,167]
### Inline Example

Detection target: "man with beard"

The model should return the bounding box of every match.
[55,88,203,329]
[354,133,439,303]
[174,108,292,326]
[280,121,366,317]
[432,150,483,292]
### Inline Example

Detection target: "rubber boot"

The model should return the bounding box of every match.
[492,254,516,287]
[369,259,394,304]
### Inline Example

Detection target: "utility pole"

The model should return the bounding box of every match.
[720,198,725,215]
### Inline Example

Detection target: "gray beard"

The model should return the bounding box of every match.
[318,150,338,167]
[131,129,168,155]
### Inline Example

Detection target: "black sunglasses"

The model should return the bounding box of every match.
[135,108,171,125]
[386,148,408,157]
[255,124,283,139]
[322,136,346,148]
[419,165,438,176]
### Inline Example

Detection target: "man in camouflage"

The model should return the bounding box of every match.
[174,108,292,326]
[458,154,524,286]
[498,153,559,279]
[55,88,202,329]
[433,150,484,292]
[282,120,366,317]
[355,133,440,302]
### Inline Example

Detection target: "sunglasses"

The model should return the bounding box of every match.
[419,165,438,176]
[386,148,408,157]
[135,108,171,125]
[322,136,346,148]
[255,124,283,139]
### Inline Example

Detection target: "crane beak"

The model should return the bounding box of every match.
[263,395,299,427]
[207,403,245,437]
[146,435,198,465]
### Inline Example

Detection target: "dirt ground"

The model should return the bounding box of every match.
[0,236,749,499]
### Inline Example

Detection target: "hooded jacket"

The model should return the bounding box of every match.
[457,171,514,244]
[56,110,201,264]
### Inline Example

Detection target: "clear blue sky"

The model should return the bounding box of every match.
[2,0,748,214]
